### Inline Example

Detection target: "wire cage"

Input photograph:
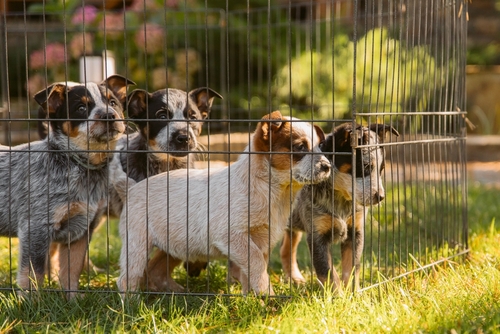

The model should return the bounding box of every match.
[0,0,468,297]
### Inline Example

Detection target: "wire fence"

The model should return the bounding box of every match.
[0,0,468,297]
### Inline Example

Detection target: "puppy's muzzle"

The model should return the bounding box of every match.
[314,157,331,182]
[174,133,191,145]
[169,129,196,157]
[100,112,117,120]
[95,109,125,139]
[371,190,385,204]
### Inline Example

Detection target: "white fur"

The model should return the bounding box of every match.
[117,115,331,295]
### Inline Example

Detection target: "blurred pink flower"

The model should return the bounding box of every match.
[135,23,164,54]
[29,49,46,69]
[70,33,94,58]
[99,12,125,39]
[29,43,66,69]
[129,0,162,12]
[71,5,98,25]
[45,43,67,68]
[26,73,46,96]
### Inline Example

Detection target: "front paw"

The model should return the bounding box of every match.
[334,219,348,243]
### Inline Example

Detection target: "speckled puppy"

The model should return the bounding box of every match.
[0,75,133,298]
[280,122,399,291]
[110,87,222,291]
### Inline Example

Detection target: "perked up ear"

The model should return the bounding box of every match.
[101,75,136,104]
[260,110,284,141]
[369,123,400,143]
[126,89,150,119]
[189,87,223,119]
[34,84,67,115]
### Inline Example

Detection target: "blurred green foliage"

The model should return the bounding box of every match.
[274,28,439,121]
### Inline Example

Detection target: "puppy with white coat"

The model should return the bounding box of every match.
[116,111,331,295]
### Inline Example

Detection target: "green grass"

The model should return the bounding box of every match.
[1,184,500,332]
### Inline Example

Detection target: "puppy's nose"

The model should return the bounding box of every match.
[101,112,116,120]
[175,133,191,144]
[373,192,384,204]
[320,161,331,173]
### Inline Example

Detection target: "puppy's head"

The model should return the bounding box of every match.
[322,122,399,205]
[34,75,135,150]
[253,110,331,185]
[127,87,222,158]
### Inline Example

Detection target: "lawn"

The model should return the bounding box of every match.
[0,183,499,333]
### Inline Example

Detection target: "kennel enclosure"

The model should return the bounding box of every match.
[0,0,468,295]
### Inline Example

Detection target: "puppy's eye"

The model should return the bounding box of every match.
[155,110,170,120]
[109,100,118,107]
[78,105,87,114]
[293,143,307,152]
[189,114,198,120]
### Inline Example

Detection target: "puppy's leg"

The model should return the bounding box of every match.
[118,227,152,293]
[280,229,306,284]
[341,212,365,291]
[17,230,49,292]
[46,243,60,282]
[184,261,207,277]
[58,236,88,298]
[222,233,273,295]
[144,249,184,292]
[306,231,342,292]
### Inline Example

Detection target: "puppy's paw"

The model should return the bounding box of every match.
[290,271,307,285]
[165,278,185,293]
[334,219,348,243]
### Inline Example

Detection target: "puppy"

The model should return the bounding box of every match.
[110,87,222,291]
[0,75,133,297]
[116,111,331,295]
[280,122,399,292]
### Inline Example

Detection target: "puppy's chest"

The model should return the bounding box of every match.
[36,158,108,216]
[247,191,293,245]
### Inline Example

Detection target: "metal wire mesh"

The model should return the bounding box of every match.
[0,0,467,296]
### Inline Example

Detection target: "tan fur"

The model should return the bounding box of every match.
[52,202,88,229]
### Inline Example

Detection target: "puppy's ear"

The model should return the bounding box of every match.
[333,123,351,144]
[313,125,325,144]
[34,84,67,115]
[101,75,136,104]
[260,110,284,140]
[369,123,400,143]
[189,87,223,119]
[127,89,150,119]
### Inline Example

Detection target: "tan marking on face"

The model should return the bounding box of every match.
[81,95,91,105]
[52,202,88,229]
[61,121,80,138]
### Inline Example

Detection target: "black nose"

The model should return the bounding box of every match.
[175,133,191,144]
[373,193,384,203]
[320,162,330,173]
[102,112,116,120]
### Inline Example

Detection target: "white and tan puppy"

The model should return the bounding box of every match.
[116,111,331,295]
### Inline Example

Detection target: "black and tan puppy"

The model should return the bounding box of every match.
[110,87,222,291]
[280,122,399,292]
[0,75,133,298]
